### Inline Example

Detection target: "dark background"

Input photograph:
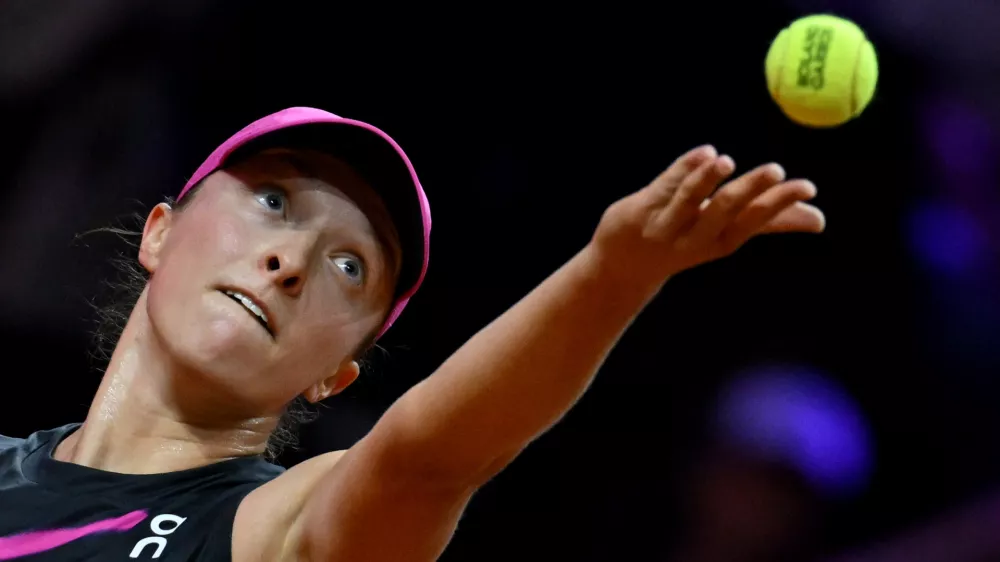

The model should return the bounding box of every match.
[2,0,1000,560]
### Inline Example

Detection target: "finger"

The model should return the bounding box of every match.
[719,180,819,248]
[646,145,718,204]
[687,163,786,243]
[757,202,826,234]
[652,155,736,238]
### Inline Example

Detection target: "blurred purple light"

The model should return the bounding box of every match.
[906,199,987,278]
[715,366,873,498]
[922,98,995,181]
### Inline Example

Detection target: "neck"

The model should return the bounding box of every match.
[55,292,279,474]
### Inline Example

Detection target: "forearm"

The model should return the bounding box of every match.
[369,242,665,484]
[291,147,822,560]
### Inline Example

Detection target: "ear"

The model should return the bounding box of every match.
[138,203,174,274]
[304,360,361,403]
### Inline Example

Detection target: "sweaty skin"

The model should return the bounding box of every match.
[58,145,824,561]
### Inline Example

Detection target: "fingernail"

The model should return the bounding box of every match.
[812,207,827,232]
[716,155,735,174]
[694,144,717,158]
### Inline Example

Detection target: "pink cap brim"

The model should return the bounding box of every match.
[179,107,430,339]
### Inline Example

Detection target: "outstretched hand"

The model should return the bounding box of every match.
[591,145,825,284]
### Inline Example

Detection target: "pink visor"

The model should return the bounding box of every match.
[178,107,431,339]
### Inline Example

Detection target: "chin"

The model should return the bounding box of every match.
[149,294,272,388]
[157,326,285,416]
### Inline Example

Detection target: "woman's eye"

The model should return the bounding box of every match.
[333,256,365,285]
[255,187,287,213]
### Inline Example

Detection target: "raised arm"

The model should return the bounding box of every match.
[245,145,825,561]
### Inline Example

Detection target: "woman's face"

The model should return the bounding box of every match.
[138,147,401,416]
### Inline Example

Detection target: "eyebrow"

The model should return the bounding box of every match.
[275,152,321,180]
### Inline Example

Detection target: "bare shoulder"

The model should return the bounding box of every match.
[232,450,348,562]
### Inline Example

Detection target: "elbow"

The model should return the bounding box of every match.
[362,423,522,494]
[378,444,512,494]
[472,450,520,487]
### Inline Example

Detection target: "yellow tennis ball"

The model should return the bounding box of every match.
[765,14,878,128]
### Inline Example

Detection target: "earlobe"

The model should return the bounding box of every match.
[305,361,361,403]
[138,203,174,274]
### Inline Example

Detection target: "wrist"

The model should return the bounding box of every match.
[576,242,671,311]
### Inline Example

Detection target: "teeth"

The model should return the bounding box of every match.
[224,290,268,326]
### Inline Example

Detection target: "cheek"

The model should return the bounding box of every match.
[171,212,246,265]
[144,211,266,371]
[149,215,242,304]
[214,216,244,258]
[280,313,367,371]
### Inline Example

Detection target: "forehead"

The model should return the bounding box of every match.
[241,148,381,207]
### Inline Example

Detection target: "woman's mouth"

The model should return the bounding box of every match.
[221,289,273,337]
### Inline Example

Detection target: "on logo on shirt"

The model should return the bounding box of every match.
[129,514,186,559]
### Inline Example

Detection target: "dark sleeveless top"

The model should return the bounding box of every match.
[0,425,284,561]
